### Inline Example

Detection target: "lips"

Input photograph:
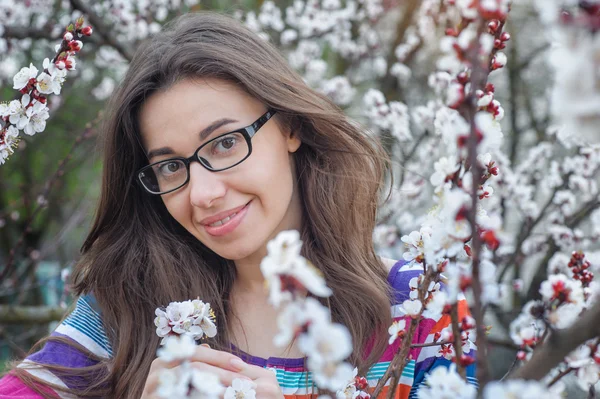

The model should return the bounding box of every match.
[199,201,250,226]
[201,200,252,237]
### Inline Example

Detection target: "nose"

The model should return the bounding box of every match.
[187,162,227,209]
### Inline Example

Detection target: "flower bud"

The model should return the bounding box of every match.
[75,16,85,29]
[63,31,73,41]
[81,26,93,36]
[56,60,66,69]
[69,40,83,52]
[487,20,499,34]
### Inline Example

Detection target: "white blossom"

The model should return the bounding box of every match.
[261,230,332,307]
[388,319,407,345]
[417,363,476,399]
[157,334,197,363]
[224,378,257,399]
[13,63,38,90]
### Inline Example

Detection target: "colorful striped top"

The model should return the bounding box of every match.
[0,260,477,398]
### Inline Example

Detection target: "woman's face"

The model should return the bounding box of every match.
[138,78,302,262]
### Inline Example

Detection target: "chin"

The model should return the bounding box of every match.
[207,239,262,262]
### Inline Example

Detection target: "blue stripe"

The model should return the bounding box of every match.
[61,297,113,355]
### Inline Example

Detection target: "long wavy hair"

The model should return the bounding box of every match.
[13,11,394,398]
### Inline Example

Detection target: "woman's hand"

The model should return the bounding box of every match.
[140,344,256,398]
[229,357,285,399]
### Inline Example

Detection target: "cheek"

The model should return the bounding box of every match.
[244,142,296,205]
[161,192,191,225]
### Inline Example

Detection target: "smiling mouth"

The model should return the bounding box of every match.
[208,212,239,227]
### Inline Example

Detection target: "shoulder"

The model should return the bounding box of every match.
[380,256,398,274]
[10,294,112,396]
[379,257,426,304]
[53,293,113,359]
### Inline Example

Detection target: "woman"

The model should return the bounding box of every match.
[0,12,476,399]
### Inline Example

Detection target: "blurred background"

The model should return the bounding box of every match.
[1,0,588,393]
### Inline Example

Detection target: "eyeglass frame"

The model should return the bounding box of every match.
[136,109,277,196]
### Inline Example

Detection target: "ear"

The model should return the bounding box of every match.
[286,130,302,153]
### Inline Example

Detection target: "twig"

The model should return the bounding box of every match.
[497,175,571,282]
[371,268,436,398]
[410,339,452,348]
[68,0,134,61]
[547,367,573,387]
[499,356,519,381]
[2,25,104,46]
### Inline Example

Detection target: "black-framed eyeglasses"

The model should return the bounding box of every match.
[137,109,276,195]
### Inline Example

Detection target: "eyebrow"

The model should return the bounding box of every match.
[146,117,238,160]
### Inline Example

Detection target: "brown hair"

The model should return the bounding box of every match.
[12,11,394,398]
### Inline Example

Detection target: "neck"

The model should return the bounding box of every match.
[232,247,269,296]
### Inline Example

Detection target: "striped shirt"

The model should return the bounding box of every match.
[0,260,477,398]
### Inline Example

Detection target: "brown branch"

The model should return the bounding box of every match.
[410,339,453,348]
[2,25,104,46]
[510,300,600,381]
[450,303,466,378]
[0,305,66,324]
[547,367,573,387]
[371,268,436,399]
[462,17,498,389]
[382,0,422,99]
[68,0,134,61]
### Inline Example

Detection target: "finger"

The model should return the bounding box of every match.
[142,371,161,397]
[229,360,276,380]
[188,345,246,372]
[189,362,257,387]
[148,356,180,374]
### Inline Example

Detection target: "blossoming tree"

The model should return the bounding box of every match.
[2,0,600,397]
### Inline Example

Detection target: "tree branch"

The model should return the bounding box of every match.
[2,24,104,46]
[0,305,66,324]
[510,300,600,380]
[68,0,134,61]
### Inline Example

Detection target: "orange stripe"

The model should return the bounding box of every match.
[429,298,472,334]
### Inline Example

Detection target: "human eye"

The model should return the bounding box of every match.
[156,160,184,179]
[210,134,240,155]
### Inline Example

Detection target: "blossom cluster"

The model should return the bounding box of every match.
[154,334,226,399]
[153,300,258,398]
[235,0,388,106]
[0,17,91,165]
[260,230,362,393]
[507,251,600,391]
[154,298,217,344]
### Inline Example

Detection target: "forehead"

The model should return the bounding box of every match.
[138,78,263,149]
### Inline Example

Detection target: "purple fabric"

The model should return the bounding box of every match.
[25,333,103,392]
[230,342,307,368]
[28,333,98,370]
